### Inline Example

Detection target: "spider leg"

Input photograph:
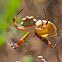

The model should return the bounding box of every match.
[35,33,56,48]
[43,8,48,24]
[6,33,29,49]
[48,41,56,48]
[35,9,48,31]
[13,9,26,31]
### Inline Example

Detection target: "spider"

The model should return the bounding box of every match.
[6,9,57,49]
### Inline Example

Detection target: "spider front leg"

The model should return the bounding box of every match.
[35,8,48,31]
[7,33,29,49]
[13,9,26,31]
[43,8,48,24]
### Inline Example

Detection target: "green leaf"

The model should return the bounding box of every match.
[21,56,34,62]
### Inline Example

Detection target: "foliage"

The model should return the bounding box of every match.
[21,56,34,62]
[0,0,22,46]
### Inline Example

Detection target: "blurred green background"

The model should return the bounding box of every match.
[0,0,22,45]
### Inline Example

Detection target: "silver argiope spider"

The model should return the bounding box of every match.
[6,9,57,49]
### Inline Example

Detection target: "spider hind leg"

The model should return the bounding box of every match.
[6,33,29,49]
[35,33,56,48]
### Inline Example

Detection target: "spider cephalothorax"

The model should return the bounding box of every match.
[6,9,57,49]
[21,16,37,27]
[21,16,37,37]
